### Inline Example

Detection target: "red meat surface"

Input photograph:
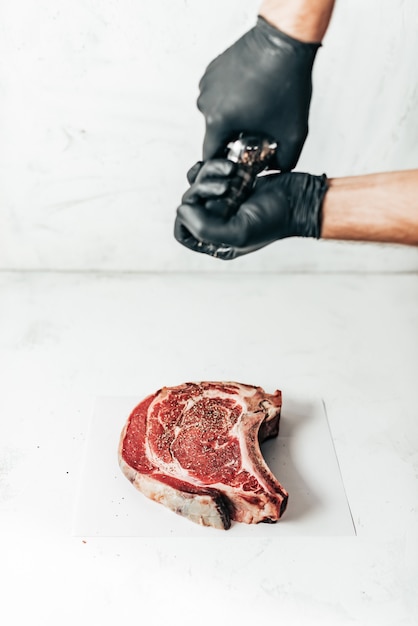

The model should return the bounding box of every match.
[118,381,288,530]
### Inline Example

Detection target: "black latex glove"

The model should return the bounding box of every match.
[174,160,328,260]
[197,16,321,171]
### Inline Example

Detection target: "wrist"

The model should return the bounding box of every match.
[281,172,328,238]
[256,16,321,53]
[259,0,334,43]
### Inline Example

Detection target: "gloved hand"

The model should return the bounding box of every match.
[174,160,328,260]
[197,16,321,171]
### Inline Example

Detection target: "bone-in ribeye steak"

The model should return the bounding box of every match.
[118,381,288,530]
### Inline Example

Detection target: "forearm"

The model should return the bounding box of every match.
[259,0,336,42]
[321,170,418,246]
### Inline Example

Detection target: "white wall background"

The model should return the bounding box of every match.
[1,0,417,272]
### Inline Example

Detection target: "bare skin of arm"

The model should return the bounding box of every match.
[322,170,418,245]
[259,0,336,42]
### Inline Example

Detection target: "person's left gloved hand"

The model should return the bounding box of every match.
[174,160,328,260]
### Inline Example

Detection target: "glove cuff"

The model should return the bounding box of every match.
[292,173,328,239]
[256,16,322,54]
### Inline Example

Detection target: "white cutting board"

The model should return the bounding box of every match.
[72,393,355,537]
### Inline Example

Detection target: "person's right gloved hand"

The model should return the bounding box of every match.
[174,160,328,260]
[197,16,321,171]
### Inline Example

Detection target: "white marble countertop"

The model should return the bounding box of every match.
[1,270,417,625]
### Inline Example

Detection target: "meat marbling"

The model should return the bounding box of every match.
[118,381,288,530]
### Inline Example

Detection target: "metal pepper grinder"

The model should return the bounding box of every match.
[219,134,278,219]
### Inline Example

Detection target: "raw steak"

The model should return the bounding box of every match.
[118,381,288,530]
